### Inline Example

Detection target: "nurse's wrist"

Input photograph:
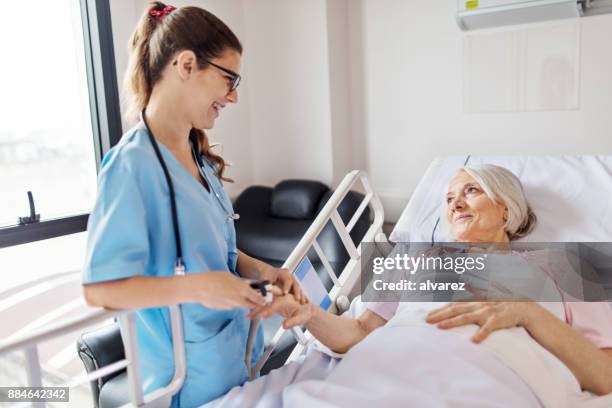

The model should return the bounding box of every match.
[177,274,201,303]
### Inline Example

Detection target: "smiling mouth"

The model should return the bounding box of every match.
[453,214,472,223]
[212,102,224,116]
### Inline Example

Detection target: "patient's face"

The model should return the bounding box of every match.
[446,171,509,243]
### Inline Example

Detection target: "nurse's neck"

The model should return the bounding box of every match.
[144,94,192,158]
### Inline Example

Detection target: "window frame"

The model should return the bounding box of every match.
[0,0,122,249]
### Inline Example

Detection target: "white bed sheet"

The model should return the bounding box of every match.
[203,297,612,408]
[390,155,612,243]
[203,298,546,408]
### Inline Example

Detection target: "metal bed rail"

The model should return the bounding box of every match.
[254,170,385,372]
[0,305,186,408]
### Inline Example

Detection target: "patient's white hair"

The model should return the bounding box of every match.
[447,164,537,241]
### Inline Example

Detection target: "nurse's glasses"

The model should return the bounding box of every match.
[172,59,241,93]
[206,61,241,93]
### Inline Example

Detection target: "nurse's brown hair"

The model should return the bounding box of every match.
[124,2,242,180]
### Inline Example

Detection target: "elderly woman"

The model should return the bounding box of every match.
[255,164,612,398]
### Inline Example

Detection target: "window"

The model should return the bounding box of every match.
[0,1,97,227]
[0,0,122,248]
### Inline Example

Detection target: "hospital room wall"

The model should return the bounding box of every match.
[360,0,612,221]
[241,0,369,188]
[241,0,336,187]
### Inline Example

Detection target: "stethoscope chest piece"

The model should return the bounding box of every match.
[190,146,240,222]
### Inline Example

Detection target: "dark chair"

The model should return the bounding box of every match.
[77,323,128,408]
[76,179,370,407]
[234,179,370,285]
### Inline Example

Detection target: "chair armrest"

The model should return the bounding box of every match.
[76,322,126,408]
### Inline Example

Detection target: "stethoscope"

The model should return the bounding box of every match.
[141,111,240,275]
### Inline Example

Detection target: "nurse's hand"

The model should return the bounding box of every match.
[246,295,313,329]
[260,265,307,304]
[193,272,268,310]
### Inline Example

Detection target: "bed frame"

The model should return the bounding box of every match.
[0,170,385,408]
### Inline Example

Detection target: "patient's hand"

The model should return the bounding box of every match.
[425,301,537,343]
[247,294,314,329]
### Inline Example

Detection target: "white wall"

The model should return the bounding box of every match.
[242,0,335,186]
[361,0,612,220]
[109,0,139,132]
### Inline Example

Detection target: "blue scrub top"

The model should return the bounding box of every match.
[83,125,264,407]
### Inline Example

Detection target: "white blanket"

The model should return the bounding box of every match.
[388,302,612,408]
[204,303,612,408]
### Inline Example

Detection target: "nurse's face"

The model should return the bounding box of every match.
[187,49,241,130]
[445,171,509,243]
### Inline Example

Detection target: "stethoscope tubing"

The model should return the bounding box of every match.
[141,111,185,274]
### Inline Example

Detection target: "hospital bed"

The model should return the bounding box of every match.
[212,155,612,408]
[0,155,611,407]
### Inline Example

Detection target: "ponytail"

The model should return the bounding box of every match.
[123,2,160,124]
[123,2,242,181]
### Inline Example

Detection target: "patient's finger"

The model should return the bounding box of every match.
[255,301,282,319]
[283,311,310,329]
[471,318,496,343]
[425,303,455,317]
[436,310,487,329]
[246,291,283,320]
[426,303,480,323]
[261,296,298,319]
[425,305,446,316]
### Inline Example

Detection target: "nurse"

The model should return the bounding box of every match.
[82,2,303,407]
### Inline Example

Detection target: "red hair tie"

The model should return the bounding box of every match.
[149,5,176,21]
